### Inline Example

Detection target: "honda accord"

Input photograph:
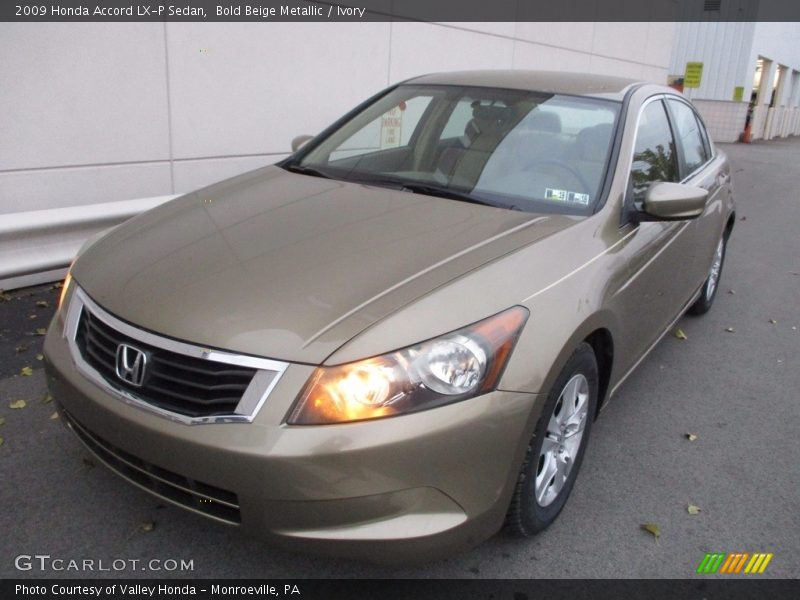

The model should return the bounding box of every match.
[44,70,735,562]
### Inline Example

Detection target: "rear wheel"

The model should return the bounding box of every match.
[505,343,598,536]
[689,232,727,315]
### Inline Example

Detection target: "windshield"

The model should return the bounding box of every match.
[289,85,621,215]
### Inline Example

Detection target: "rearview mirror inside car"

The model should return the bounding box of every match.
[638,181,709,221]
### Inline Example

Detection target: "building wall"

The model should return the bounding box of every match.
[670,21,757,103]
[1,21,675,216]
[690,99,750,144]
[747,22,800,141]
[670,21,800,143]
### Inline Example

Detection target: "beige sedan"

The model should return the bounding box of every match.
[44,70,735,562]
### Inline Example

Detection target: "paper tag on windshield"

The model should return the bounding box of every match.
[545,188,590,206]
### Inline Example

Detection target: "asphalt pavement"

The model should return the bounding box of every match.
[0,138,798,579]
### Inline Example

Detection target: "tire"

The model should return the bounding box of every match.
[688,231,728,316]
[505,343,599,536]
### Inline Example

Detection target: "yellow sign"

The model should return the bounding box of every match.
[684,62,704,88]
[733,86,744,102]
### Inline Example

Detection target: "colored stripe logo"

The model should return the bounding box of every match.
[696,552,773,574]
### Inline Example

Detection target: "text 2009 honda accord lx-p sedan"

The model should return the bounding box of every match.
[45,70,734,562]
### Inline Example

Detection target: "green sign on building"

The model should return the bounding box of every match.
[684,62,704,88]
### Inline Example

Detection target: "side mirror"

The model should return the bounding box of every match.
[291,135,313,153]
[639,182,708,221]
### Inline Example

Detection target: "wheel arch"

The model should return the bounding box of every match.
[725,211,736,239]
[583,328,614,419]
[535,311,619,421]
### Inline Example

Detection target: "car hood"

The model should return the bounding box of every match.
[74,166,578,364]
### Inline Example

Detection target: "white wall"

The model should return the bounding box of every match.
[746,23,800,140]
[1,21,676,216]
[670,22,757,103]
[669,22,800,142]
[748,21,800,105]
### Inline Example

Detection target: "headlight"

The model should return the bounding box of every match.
[288,306,528,425]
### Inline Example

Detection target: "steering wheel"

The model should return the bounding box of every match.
[523,159,592,194]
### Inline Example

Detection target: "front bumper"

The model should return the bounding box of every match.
[44,314,541,562]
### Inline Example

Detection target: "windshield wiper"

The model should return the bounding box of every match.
[283,164,332,179]
[396,182,506,209]
[284,168,515,210]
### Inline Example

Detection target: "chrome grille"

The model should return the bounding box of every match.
[76,308,255,418]
[64,286,289,424]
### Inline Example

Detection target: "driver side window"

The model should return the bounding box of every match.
[630,100,679,201]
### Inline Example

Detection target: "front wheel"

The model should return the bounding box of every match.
[689,232,728,316]
[505,343,598,536]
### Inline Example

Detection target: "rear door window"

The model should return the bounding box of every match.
[667,99,710,177]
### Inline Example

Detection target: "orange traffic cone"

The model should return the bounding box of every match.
[741,122,752,143]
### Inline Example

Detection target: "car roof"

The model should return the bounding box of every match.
[404,70,642,100]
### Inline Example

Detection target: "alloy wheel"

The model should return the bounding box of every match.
[535,373,590,507]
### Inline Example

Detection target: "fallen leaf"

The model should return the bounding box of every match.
[674,329,688,340]
[36,354,44,361]
[725,327,735,333]
[52,282,63,289]
[42,393,53,404]
[0,416,5,426]
[49,412,59,420]
[687,504,701,515]
[15,344,27,354]
[35,328,47,336]
[28,314,37,320]
[36,300,49,308]
[0,290,11,302]
[686,433,698,441]
[768,319,777,325]
[727,289,735,295]
[641,523,661,541]
[9,400,27,409]
[139,521,156,533]
[0,436,4,447]
[20,367,33,376]
[739,215,746,221]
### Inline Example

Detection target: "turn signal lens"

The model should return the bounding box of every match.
[288,306,528,425]
[58,273,73,310]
